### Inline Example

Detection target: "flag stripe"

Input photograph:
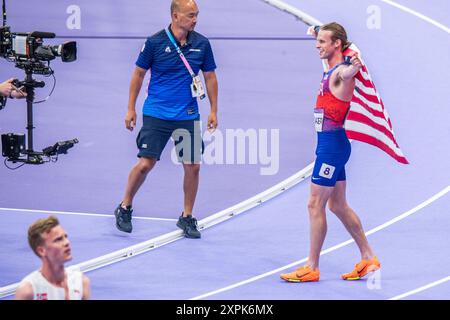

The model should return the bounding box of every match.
[352,90,384,113]
[358,69,373,83]
[355,84,382,104]
[345,120,406,159]
[346,112,398,146]
[378,99,393,128]
[355,77,378,97]
[355,76,376,91]
[346,130,409,164]
[361,65,368,73]
[348,103,392,132]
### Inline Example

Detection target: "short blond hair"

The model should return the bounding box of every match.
[28,215,60,257]
[171,0,196,15]
[170,0,180,15]
[321,22,352,52]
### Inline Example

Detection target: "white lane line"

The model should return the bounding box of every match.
[380,0,450,34]
[0,207,177,222]
[190,186,450,300]
[389,276,450,300]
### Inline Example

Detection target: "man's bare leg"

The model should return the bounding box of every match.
[182,163,200,216]
[122,157,157,207]
[306,183,334,270]
[328,181,375,260]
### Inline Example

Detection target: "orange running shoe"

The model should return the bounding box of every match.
[341,256,381,280]
[280,266,320,282]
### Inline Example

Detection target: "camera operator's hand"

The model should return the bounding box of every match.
[0,78,15,97]
[10,85,27,99]
[0,78,27,99]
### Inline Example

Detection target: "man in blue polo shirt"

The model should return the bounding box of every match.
[114,0,218,238]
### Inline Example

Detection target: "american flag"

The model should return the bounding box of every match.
[324,44,409,164]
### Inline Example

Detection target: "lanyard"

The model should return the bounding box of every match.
[165,27,196,78]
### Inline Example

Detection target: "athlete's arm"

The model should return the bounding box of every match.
[338,54,362,81]
[203,70,218,132]
[15,281,34,300]
[82,275,91,300]
[125,66,147,131]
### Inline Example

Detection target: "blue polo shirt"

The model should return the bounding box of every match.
[136,26,216,120]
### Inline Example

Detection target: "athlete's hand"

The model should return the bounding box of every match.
[125,110,137,131]
[349,53,362,70]
[307,25,320,38]
[207,112,218,133]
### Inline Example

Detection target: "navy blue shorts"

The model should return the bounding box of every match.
[311,129,351,187]
[136,115,204,163]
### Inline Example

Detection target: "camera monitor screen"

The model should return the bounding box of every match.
[12,35,28,56]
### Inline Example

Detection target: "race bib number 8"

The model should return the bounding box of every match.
[319,163,335,179]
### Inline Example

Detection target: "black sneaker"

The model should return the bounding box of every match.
[177,214,201,239]
[114,203,133,233]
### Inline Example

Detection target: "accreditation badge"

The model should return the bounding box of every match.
[314,108,324,132]
[191,75,206,100]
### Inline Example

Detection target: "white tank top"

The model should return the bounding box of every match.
[20,269,83,300]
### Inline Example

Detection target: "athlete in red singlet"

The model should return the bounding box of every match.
[281,22,380,283]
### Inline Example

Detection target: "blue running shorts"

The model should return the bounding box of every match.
[311,129,351,187]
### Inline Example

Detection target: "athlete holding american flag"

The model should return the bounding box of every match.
[280,22,393,282]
